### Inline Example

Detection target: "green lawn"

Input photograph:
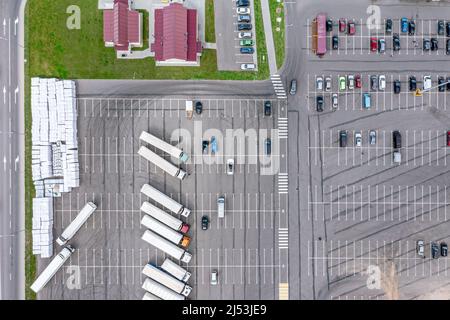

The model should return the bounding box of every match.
[133,10,149,51]
[269,0,285,69]
[205,0,216,43]
[253,0,269,76]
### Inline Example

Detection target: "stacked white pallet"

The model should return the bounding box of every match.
[32,197,54,258]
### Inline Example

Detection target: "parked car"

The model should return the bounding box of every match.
[393,80,401,94]
[264,100,272,116]
[431,38,438,51]
[325,77,332,91]
[438,76,445,92]
[326,19,333,32]
[211,136,217,154]
[240,63,255,70]
[446,39,450,55]
[408,20,415,35]
[447,21,450,37]
[393,34,400,51]
[447,130,450,147]
[370,37,378,52]
[400,17,408,33]
[393,130,402,149]
[378,39,386,53]
[236,0,249,7]
[238,32,252,39]
[316,96,324,112]
[195,101,203,114]
[378,75,386,91]
[332,93,338,109]
[370,75,378,91]
[417,240,425,257]
[441,243,448,257]
[265,138,271,155]
[385,18,392,33]
[236,7,250,14]
[363,93,371,109]
[431,242,440,259]
[289,79,297,95]
[447,77,450,91]
[369,130,376,145]
[316,76,323,90]
[348,75,355,90]
[355,74,362,88]
[332,35,339,50]
[423,38,431,51]
[237,23,252,31]
[240,47,254,54]
[348,20,356,35]
[226,158,234,175]
[238,15,251,23]
[423,75,432,90]
[339,18,346,32]
[438,20,445,35]
[202,140,209,154]
[201,215,209,230]
[355,132,362,147]
[339,76,346,91]
[409,76,417,91]
[393,151,401,164]
[210,270,218,285]
[240,39,254,46]
[339,130,347,147]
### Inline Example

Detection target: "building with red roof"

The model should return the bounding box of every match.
[103,0,142,56]
[151,2,202,66]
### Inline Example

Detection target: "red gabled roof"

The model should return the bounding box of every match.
[152,3,200,62]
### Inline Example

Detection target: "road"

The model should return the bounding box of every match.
[0,0,25,300]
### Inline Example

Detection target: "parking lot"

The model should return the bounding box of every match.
[37,96,288,300]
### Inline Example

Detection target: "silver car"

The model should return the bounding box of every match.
[325,77,332,92]
[332,93,338,109]
[355,132,362,147]
[369,130,376,145]
[316,76,323,90]
[210,270,218,285]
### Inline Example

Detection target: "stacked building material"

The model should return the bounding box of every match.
[30,77,80,258]
[32,198,54,258]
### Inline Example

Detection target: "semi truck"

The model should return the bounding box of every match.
[141,201,189,233]
[138,146,187,180]
[142,263,192,297]
[30,246,75,293]
[142,277,185,300]
[161,258,191,283]
[142,292,162,300]
[56,202,97,245]
[141,230,192,263]
[139,131,189,163]
[141,214,191,248]
[140,183,191,218]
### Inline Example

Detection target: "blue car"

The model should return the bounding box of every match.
[211,136,217,154]
[240,47,254,54]
[401,18,408,33]
[363,93,371,109]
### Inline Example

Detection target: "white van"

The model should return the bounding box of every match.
[217,197,225,218]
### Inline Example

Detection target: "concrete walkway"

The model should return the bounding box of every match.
[204,42,217,49]
[260,0,278,74]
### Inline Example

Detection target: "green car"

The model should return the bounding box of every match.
[339,76,346,91]
[240,39,254,46]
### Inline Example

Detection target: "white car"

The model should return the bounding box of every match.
[355,132,362,147]
[226,158,234,175]
[210,270,218,285]
[348,75,355,90]
[325,77,332,92]
[417,240,425,257]
[237,7,250,14]
[316,76,323,90]
[378,75,386,91]
[423,75,432,90]
[241,63,255,70]
[238,32,252,39]
[332,93,338,109]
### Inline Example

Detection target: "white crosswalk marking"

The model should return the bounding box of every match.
[278,117,288,139]
[271,74,287,99]
[278,173,288,194]
[278,228,289,249]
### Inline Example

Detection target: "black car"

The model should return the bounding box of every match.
[237,23,252,31]
[264,101,272,116]
[393,80,401,94]
[195,101,203,114]
[265,138,271,155]
[447,39,450,55]
[447,77,450,91]
[441,243,448,257]
[393,33,400,51]
[316,96,324,112]
[447,22,450,37]
[339,130,347,147]
[409,76,417,91]
[326,19,333,32]
[240,47,254,54]
[408,20,415,35]
[393,131,402,149]
[236,0,249,7]
[431,242,440,259]
[438,20,444,35]
[289,79,297,95]
[332,35,339,50]
[385,19,392,34]
[431,38,438,51]
[202,140,209,154]
[423,38,431,51]
[201,215,209,230]
[438,77,445,92]
[370,75,378,91]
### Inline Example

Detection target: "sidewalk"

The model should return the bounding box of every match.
[260,0,278,75]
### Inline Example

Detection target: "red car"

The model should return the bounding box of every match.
[348,20,356,35]
[339,19,346,33]
[355,74,362,88]
[447,130,450,146]
[370,37,378,52]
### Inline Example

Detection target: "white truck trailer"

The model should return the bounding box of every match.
[142,277,185,300]
[142,292,161,300]
[141,201,190,233]
[56,202,97,245]
[138,146,187,180]
[141,214,191,248]
[30,246,75,293]
[141,230,192,263]
[161,258,191,283]
[140,183,191,218]
[140,131,189,163]
[142,263,192,297]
